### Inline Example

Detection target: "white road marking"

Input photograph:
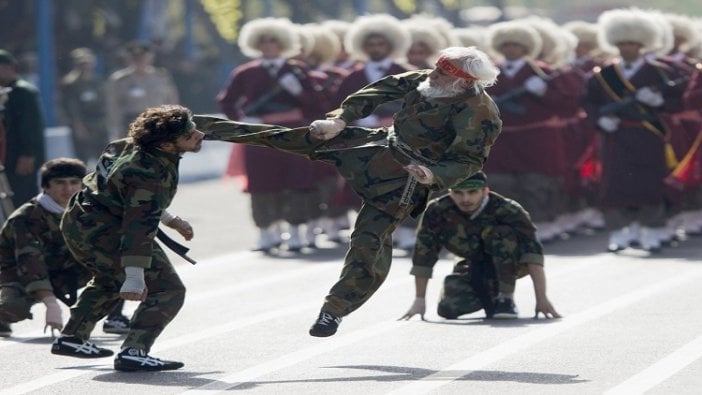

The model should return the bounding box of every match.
[603,334,702,395]
[383,268,702,395]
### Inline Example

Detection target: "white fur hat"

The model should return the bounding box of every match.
[665,13,701,53]
[303,24,341,66]
[345,14,411,60]
[402,21,446,55]
[488,20,543,59]
[521,16,565,65]
[238,18,301,59]
[563,20,599,47]
[598,8,660,54]
[451,27,486,49]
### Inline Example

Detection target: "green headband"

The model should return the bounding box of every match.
[451,178,486,191]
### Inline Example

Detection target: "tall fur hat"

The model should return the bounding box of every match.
[665,13,700,53]
[563,20,599,47]
[402,20,445,55]
[488,20,543,59]
[598,8,660,54]
[405,15,459,47]
[345,14,411,60]
[238,17,301,59]
[520,16,565,65]
[303,24,341,66]
[451,27,486,49]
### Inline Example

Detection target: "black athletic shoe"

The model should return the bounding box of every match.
[114,348,184,372]
[103,314,130,334]
[0,321,11,337]
[51,336,114,358]
[492,298,519,319]
[309,311,342,337]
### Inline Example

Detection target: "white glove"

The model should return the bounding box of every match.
[42,296,63,334]
[120,266,146,300]
[404,164,435,185]
[241,116,263,124]
[597,115,620,133]
[635,87,664,107]
[524,76,547,96]
[399,297,426,320]
[278,72,303,96]
[309,118,346,140]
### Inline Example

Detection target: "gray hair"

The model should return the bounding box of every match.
[438,46,500,88]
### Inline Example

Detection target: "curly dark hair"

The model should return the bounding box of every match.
[128,105,193,148]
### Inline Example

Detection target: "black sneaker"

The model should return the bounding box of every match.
[114,348,184,372]
[492,298,519,319]
[51,336,114,358]
[103,314,130,334]
[0,321,11,337]
[309,311,342,337]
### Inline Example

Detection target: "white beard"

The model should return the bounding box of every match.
[416,79,464,99]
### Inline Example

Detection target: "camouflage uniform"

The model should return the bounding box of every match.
[196,69,502,317]
[60,138,185,351]
[0,198,92,323]
[411,191,543,318]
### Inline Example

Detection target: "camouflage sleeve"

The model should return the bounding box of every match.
[4,213,53,293]
[117,166,171,268]
[410,202,445,278]
[194,115,284,143]
[332,70,426,123]
[500,200,544,266]
[428,98,502,190]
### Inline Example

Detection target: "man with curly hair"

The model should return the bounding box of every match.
[50,105,202,372]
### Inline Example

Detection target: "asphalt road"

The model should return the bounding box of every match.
[1,160,702,394]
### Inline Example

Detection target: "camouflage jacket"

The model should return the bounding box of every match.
[411,191,544,278]
[78,138,180,268]
[0,198,87,294]
[330,69,502,191]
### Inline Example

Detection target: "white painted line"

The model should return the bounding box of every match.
[180,320,410,394]
[0,269,410,395]
[604,334,702,395]
[384,268,702,395]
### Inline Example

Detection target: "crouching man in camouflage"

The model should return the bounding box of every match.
[51,105,203,372]
[400,171,560,321]
[0,158,129,337]
[195,46,502,337]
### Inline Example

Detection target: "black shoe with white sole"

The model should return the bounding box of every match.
[309,311,342,337]
[114,348,184,372]
[51,336,114,358]
[103,314,130,334]
[492,298,519,319]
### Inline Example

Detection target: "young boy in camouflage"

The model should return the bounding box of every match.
[400,171,560,321]
[195,46,503,337]
[0,158,129,337]
[51,105,202,372]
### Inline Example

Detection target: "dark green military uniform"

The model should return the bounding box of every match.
[196,69,502,317]
[60,138,185,351]
[412,191,543,318]
[0,198,91,323]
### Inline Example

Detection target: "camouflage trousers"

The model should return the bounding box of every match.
[61,202,185,352]
[201,121,428,316]
[438,225,528,319]
[0,283,34,323]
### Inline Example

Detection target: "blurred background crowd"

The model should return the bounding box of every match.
[1,0,702,254]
